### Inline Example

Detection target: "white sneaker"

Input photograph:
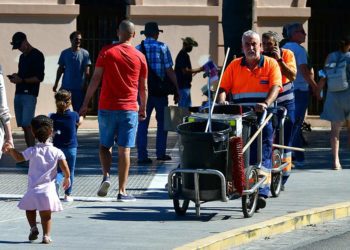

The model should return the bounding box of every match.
[63,195,74,202]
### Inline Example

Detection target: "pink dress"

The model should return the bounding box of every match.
[18,142,66,212]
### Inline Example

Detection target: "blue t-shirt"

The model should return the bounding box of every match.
[58,48,91,90]
[50,110,79,148]
[283,42,310,91]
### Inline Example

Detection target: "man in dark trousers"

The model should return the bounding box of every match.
[175,37,204,107]
[9,32,45,152]
[136,22,179,164]
[53,31,91,112]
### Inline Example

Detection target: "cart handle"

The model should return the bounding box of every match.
[242,112,273,154]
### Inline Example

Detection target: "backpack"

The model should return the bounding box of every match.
[140,40,176,97]
[325,52,349,92]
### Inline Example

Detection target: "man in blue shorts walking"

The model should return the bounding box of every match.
[80,20,148,201]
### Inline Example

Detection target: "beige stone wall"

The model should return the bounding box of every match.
[253,0,310,46]
[0,1,78,129]
[129,1,221,108]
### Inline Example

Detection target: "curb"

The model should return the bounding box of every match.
[175,202,350,250]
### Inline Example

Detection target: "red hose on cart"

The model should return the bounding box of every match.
[230,136,245,195]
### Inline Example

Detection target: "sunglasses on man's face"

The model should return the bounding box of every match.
[295,30,306,35]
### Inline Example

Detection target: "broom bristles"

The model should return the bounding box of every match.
[230,136,245,195]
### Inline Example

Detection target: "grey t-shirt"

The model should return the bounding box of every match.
[58,48,91,90]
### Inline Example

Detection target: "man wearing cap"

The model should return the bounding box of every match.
[53,31,91,112]
[9,32,45,149]
[175,37,204,107]
[136,22,179,164]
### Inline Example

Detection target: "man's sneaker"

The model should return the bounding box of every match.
[97,176,111,197]
[117,193,136,202]
[63,195,74,202]
[137,158,152,164]
[256,196,267,210]
[16,160,29,168]
[156,155,172,161]
[281,185,285,191]
[28,226,39,241]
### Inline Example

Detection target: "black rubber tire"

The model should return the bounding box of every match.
[173,199,190,216]
[242,165,259,218]
[270,149,282,198]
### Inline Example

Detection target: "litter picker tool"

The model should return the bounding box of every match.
[205,47,231,133]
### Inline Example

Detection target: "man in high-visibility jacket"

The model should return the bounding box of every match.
[262,31,297,190]
[218,30,282,210]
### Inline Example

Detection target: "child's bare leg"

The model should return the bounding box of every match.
[39,210,52,237]
[26,210,37,228]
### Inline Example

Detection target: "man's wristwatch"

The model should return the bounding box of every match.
[277,58,283,63]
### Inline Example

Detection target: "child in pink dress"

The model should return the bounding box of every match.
[3,115,70,244]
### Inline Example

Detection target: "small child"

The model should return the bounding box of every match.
[50,90,82,202]
[3,115,70,244]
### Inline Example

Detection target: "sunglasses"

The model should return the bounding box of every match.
[295,30,306,35]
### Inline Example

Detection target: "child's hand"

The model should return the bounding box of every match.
[62,177,71,190]
[2,142,14,154]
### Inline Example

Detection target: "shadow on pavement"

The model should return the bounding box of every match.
[0,240,29,244]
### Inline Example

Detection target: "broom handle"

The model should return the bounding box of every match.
[242,113,273,154]
[272,144,305,152]
[205,47,231,133]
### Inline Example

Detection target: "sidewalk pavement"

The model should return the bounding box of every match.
[0,128,349,249]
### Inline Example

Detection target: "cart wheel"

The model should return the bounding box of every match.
[270,149,282,197]
[173,199,190,216]
[242,166,259,218]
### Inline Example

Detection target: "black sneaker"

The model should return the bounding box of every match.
[257,196,267,210]
[28,226,39,241]
[117,193,136,202]
[156,155,172,161]
[137,158,152,164]
[97,176,111,197]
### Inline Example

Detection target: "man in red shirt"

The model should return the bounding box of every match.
[80,20,148,202]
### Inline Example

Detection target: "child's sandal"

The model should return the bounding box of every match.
[42,236,52,244]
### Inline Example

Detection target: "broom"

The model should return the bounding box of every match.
[230,136,245,196]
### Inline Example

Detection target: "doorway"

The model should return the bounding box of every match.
[75,0,129,114]
[307,0,350,114]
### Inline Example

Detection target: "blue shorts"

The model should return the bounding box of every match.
[14,94,37,127]
[98,110,138,148]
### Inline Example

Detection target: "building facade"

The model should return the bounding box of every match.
[2,0,348,128]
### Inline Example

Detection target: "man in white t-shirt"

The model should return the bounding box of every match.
[283,23,317,167]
